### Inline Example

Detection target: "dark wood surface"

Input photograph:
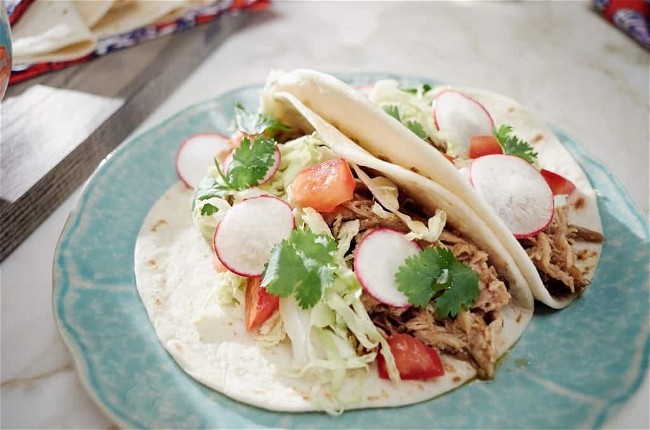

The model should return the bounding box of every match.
[0,11,249,262]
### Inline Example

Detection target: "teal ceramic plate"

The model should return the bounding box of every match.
[53,73,649,429]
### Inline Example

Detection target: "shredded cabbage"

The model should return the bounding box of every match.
[278,265,399,410]
[214,270,246,306]
[368,80,461,156]
[352,164,448,242]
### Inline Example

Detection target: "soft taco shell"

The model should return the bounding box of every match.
[11,0,97,65]
[73,0,115,28]
[91,0,189,37]
[261,69,603,309]
[134,96,534,412]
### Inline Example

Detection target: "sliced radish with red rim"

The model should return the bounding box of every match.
[354,228,421,307]
[433,90,494,157]
[213,196,295,277]
[176,133,231,189]
[355,84,375,96]
[469,154,554,238]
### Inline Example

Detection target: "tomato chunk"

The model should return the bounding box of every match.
[540,169,577,195]
[377,333,445,380]
[245,276,280,331]
[290,158,356,213]
[469,135,503,159]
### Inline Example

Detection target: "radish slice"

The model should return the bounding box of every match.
[222,146,282,185]
[469,154,554,238]
[355,84,374,96]
[433,90,494,157]
[176,133,231,189]
[213,196,294,277]
[353,228,421,307]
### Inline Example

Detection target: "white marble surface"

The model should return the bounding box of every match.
[1,1,648,428]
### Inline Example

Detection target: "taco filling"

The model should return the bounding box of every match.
[260,70,605,309]
[363,80,604,298]
[183,104,525,406]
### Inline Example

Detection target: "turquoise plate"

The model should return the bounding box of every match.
[53,73,649,429]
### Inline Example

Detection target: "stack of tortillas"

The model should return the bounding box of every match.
[11,0,214,65]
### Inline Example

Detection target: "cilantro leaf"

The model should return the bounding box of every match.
[405,120,427,139]
[193,136,278,216]
[493,124,538,164]
[234,103,290,136]
[395,248,441,306]
[434,259,479,318]
[395,247,479,318]
[263,229,338,309]
[195,175,229,201]
[263,240,307,298]
[200,203,219,216]
[383,105,429,140]
[383,104,401,121]
[225,135,277,190]
[402,83,432,94]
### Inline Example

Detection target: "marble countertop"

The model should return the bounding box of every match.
[1,1,648,428]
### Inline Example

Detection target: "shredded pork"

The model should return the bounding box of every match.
[520,205,603,295]
[322,195,408,237]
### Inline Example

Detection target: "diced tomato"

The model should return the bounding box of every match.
[540,169,577,195]
[245,276,280,331]
[290,158,356,213]
[469,135,503,159]
[377,333,445,380]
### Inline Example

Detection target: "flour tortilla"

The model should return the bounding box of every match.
[91,0,189,37]
[262,69,603,309]
[11,0,97,65]
[73,0,115,28]
[153,0,216,24]
[134,98,534,411]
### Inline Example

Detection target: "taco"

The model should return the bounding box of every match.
[134,88,534,412]
[262,69,604,309]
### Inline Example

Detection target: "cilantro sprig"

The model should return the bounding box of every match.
[263,230,338,309]
[221,135,277,189]
[382,105,428,139]
[194,135,277,216]
[234,103,290,137]
[493,124,538,164]
[395,247,479,318]
[402,83,432,94]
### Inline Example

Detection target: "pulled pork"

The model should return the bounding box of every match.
[322,195,408,237]
[519,205,603,296]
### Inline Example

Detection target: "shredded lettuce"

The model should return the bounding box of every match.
[214,270,246,306]
[352,164,448,242]
[369,81,438,139]
[256,310,285,347]
[278,265,399,409]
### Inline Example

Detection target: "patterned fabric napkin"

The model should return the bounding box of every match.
[6,0,269,85]
[593,0,650,50]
